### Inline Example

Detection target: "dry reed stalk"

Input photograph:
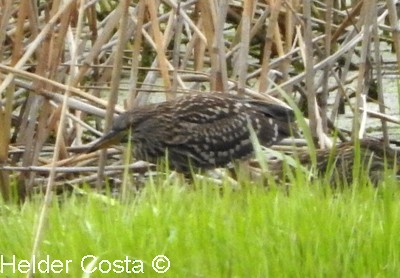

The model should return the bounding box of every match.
[0,0,76,95]
[353,1,376,140]
[28,0,85,277]
[0,0,14,201]
[278,1,295,86]
[259,0,282,93]
[171,1,184,93]
[236,0,254,95]
[74,8,122,84]
[214,1,229,92]
[96,0,130,189]
[197,0,229,92]
[191,18,207,82]
[373,5,389,146]
[386,0,400,120]
[269,31,364,95]
[0,0,13,59]
[146,0,173,98]
[387,0,400,68]
[128,0,146,108]
[17,1,68,199]
[0,63,124,110]
[303,0,320,150]
[0,1,398,198]
[320,0,333,133]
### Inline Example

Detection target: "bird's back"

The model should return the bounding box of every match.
[128,93,296,172]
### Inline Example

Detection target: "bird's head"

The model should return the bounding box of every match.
[88,112,137,152]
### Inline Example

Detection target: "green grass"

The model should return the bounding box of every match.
[0,173,400,277]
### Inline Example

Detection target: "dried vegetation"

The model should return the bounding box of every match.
[0,0,400,201]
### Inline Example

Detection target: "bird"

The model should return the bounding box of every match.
[267,139,400,186]
[88,93,297,173]
[311,139,400,185]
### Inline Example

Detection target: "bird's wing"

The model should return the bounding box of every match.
[163,113,255,167]
[158,95,297,168]
[172,94,239,123]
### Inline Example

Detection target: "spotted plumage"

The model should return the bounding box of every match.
[89,93,296,172]
[267,139,400,186]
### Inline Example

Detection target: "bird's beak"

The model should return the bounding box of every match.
[88,129,124,153]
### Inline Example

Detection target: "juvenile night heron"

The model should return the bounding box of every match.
[267,139,400,185]
[88,93,296,172]
[310,139,400,185]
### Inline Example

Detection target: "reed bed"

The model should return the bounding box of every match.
[0,0,399,201]
[2,2,400,276]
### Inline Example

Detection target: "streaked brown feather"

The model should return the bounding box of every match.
[89,93,296,172]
